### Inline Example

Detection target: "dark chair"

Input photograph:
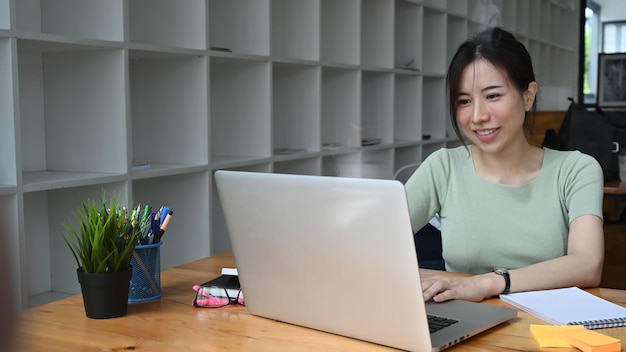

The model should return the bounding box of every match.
[414,222,445,270]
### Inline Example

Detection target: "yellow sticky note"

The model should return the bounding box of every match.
[530,324,585,348]
[555,328,621,352]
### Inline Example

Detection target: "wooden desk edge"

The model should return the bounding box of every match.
[604,179,626,195]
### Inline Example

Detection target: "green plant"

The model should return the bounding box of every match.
[62,192,141,274]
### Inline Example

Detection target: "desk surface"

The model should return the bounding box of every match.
[14,252,626,351]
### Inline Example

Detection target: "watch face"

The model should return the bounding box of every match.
[494,268,507,275]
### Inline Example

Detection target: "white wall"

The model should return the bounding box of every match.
[596,0,626,22]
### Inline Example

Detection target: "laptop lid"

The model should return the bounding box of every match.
[214,170,516,352]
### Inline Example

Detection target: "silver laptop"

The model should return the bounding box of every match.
[214,170,516,352]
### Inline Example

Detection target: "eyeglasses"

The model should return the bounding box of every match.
[192,284,245,308]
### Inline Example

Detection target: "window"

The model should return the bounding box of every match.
[583,1,601,105]
[603,21,626,53]
[580,0,626,106]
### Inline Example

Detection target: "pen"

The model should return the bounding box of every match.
[150,212,159,244]
[159,210,173,240]
[160,206,170,224]
[142,212,157,245]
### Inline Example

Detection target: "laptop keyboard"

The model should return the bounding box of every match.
[427,314,459,333]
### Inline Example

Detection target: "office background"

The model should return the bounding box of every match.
[0,0,580,310]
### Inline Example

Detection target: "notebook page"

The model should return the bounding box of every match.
[500,287,626,329]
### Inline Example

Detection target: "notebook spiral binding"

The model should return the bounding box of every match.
[568,318,626,330]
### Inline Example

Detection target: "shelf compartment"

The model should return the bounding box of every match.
[537,42,551,87]
[394,1,422,72]
[17,41,127,183]
[209,0,270,56]
[500,1,518,33]
[24,182,128,306]
[0,0,8,29]
[361,148,394,179]
[15,0,123,41]
[211,165,270,254]
[322,68,361,150]
[271,0,320,61]
[515,1,530,37]
[133,172,209,269]
[128,0,207,50]
[394,73,422,143]
[273,63,321,155]
[320,0,360,66]
[422,8,447,75]
[274,157,322,176]
[325,149,392,179]
[210,58,271,164]
[447,16,468,64]
[362,71,394,145]
[322,152,361,177]
[468,0,502,25]
[447,0,468,17]
[530,0,548,41]
[549,3,561,47]
[422,77,446,139]
[0,38,16,187]
[560,6,576,50]
[130,52,209,170]
[0,194,20,307]
[210,178,229,256]
[361,0,394,69]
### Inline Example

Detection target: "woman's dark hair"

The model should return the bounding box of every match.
[446,27,538,143]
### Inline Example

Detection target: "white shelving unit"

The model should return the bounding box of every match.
[0,0,580,310]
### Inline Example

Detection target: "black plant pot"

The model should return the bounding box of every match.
[77,267,132,319]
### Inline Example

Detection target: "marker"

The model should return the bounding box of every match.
[140,205,152,234]
[160,206,170,224]
[159,210,173,240]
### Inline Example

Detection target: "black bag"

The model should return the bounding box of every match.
[543,98,626,180]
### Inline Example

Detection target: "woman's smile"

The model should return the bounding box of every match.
[474,127,500,141]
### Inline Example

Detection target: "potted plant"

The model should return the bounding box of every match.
[62,191,142,319]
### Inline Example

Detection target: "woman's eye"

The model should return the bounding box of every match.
[486,93,502,99]
[457,99,471,106]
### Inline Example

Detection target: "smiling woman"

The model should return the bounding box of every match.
[405,27,605,304]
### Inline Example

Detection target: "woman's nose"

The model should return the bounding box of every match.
[471,101,489,124]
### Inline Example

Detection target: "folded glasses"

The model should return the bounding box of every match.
[192,284,245,308]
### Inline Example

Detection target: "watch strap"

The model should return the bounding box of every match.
[493,268,510,295]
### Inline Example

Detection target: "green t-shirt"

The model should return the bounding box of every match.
[404,146,604,274]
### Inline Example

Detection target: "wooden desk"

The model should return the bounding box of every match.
[604,179,626,223]
[605,179,626,197]
[14,252,626,351]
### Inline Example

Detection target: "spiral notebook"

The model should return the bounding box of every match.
[501,287,626,329]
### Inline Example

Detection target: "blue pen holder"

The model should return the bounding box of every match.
[129,241,163,302]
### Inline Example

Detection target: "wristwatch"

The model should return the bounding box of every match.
[493,268,510,295]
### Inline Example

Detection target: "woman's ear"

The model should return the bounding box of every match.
[523,81,538,111]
